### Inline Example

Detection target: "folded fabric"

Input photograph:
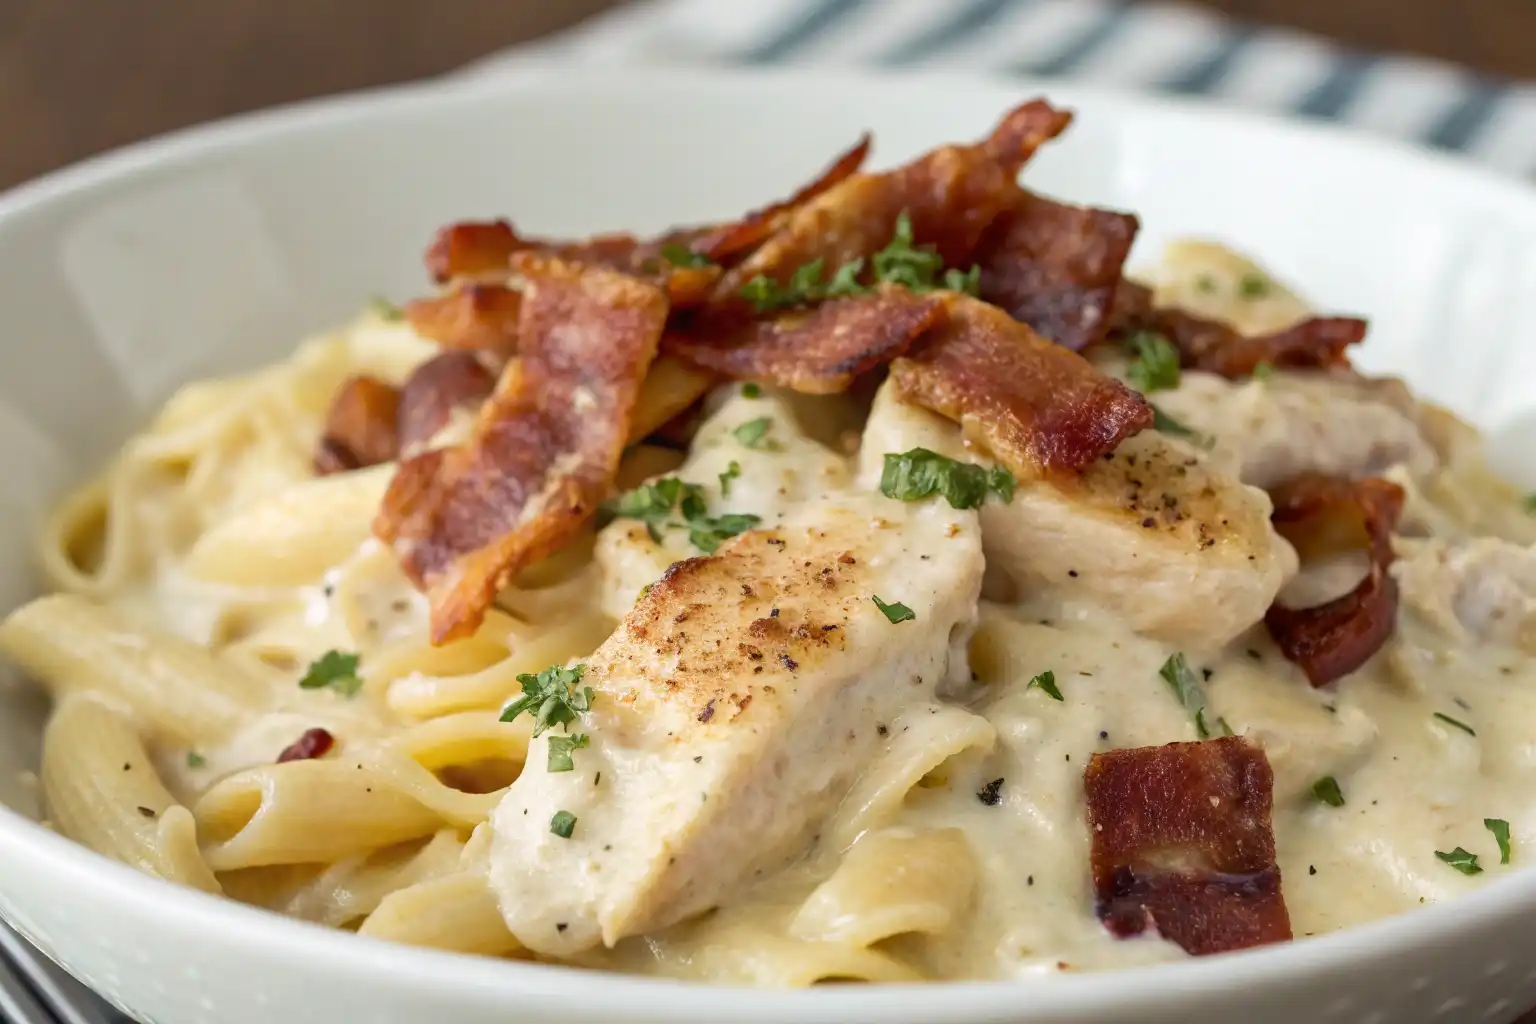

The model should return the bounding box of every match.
[466,0,1536,179]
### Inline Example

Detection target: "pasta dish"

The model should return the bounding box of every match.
[5,97,1536,984]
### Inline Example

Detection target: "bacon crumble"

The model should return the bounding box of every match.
[375,254,668,643]
[1264,473,1406,687]
[396,350,500,456]
[663,288,947,394]
[277,727,335,763]
[1112,281,1368,378]
[889,294,1153,479]
[1084,737,1292,956]
[976,191,1140,351]
[314,375,400,475]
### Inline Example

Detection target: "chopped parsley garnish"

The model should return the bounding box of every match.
[1485,818,1512,864]
[977,778,1005,806]
[872,595,915,624]
[733,417,777,450]
[880,448,1014,510]
[1027,669,1063,701]
[1252,361,1274,381]
[185,751,206,769]
[1311,776,1345,807]
[299,650,363,697]
[547,733,590,773]
[1434,711,1477,737]
[369,296,403,321]
[1150,404,1197,440]
[688,513,762,554]
[1125,331,1181,393]
[500,664,594,738]
[1239,273,1271,298]
[741,382,762,399]
[550,810,578,839]
[1524,493,1536,515]
[1435,847,1482,875]
[659,243,714,268]
[1195,274,1217,294]
[1159,652,1222,739]
[737,210,979,311]
[610,476,761,553]
[718,460,742,497]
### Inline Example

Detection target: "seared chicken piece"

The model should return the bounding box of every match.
[1139,370,1438,491]
[860,382,1294,652]
[1395,537,1536,651]
[1148,239,1314,337]
[490,400,984,955]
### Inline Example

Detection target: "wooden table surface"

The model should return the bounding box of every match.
[4,1,1535,1021]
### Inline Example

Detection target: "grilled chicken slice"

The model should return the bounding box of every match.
[1395,537,1536,651]
[1144,369,1438,490]
[860,382,1294,652]
[489,405,984,956]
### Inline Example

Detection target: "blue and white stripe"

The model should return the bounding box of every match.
[472,0,1536,179]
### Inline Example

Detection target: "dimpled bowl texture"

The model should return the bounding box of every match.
[0,68,1535,1024]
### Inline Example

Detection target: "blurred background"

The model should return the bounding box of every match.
[4,0,1535,191]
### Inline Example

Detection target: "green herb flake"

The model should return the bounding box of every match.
[733,417,777,450]
[825,258,868,298]
[659,243,714,268]
[1485,818,1513,864]
[1252,361,1274,381]
[186,751,206,769]
[1159,653,1219,738]
[369,296,403,322]
[1434,711,1477,737]
[547,733,590,773]
[1150,404,1197,440]
[872,595,915,624]
[741,383,762,399]
[1435,847,1482,875]
[688,512,762,554]
[1524,492,1536,515]
[299,650,363,697]
[1027,670,1063,701]
[1311,776,1345,807]
[1239,273,1271,298]
[880,448,1014,510]
[718,460,742,497]
[550,810,578,839]
[500,664,594,737]
[942,264,982,296]
[1125,331,1181,393]
[1195,275,1218,294]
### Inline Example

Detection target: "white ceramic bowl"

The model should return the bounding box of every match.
[2,67,1536,1024]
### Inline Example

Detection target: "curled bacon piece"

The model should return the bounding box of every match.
[405,284,522,355]
[975,191,1139,351]
[1264,473,1405,687]
[426,220,519,284]
[1084,737,1292,956]
[276,727,335,763]
[375,254,668,644]
[663,289,947,395]
[889,294,1152,479]
[397,350,499,455]
[314,375,400,475]
[716,99,1074,305]
[1112,282,1367,378]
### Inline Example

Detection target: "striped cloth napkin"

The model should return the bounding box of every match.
[469,0,1536,179]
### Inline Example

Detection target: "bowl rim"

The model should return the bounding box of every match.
[1,64,1535,1021]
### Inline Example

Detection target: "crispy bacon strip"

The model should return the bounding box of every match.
[717,100,1074,304]
[976,191,1139,351]
[425,220,519,284]
[662,289,947,395]
[376,255,668,643]
[889,294,1152,478]
[405,284,523,355]
[397,350,499,455]
[687,133,872,263]
[1265,473,1405,687]
[1112,282,1367,378]
[1084,737,1292,956]
[314,375,400,475]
